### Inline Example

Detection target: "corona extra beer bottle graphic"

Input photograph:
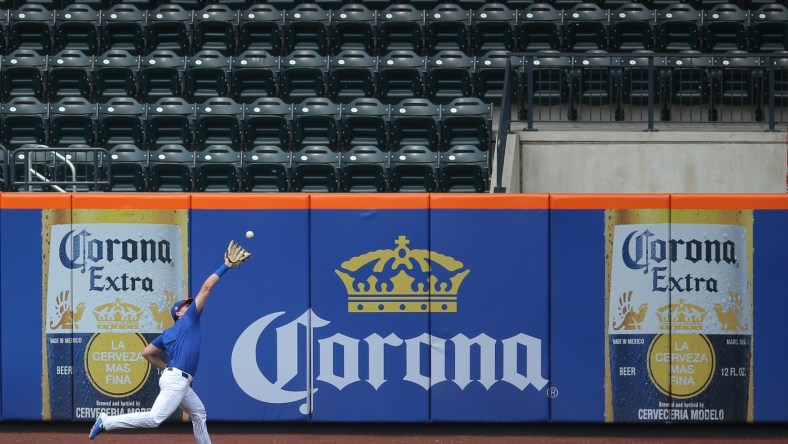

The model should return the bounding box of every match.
[42,208,188,421]
[605,209,753,422]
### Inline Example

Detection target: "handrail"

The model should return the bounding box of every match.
[12,146,111,192]
[493,58,513,193]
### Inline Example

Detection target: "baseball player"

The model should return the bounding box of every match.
[89,242,251,442]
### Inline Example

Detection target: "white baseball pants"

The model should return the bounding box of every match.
[101,368,211,444]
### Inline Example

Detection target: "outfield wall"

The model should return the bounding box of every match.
[0,193,786,423]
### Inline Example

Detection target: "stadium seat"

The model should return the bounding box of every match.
[573,51,620,108]
[663,52,712,120]
[388,98,440,192]
[238,4,284,56]
[750,4,788,53]
[48,97,97,147]
[0,97,48,150]
[99,4,146,56]
[146,97,195,151]
[425,50,474,105]
[146,4,192,56]
[97,97,146,151]
[711,53,761,118]
[107,142,149,192]
[474,51,524,109]
[377,50,426,104]
[139,50,185,103]
[193,4,237,56]
[195,144,241,192]
[279,50,328,103]
[195,97,243,152]
[515,4,562,52]
[329,3,377,56]
[439,97,491,193]
[284,3,330,56]
[9,4,53,55]
[47,50,94,102]
[764,53,788,109]
[562,3,609,52]
[525,52,572,107]
[148,144,195,192]
[470,3,516,56]
[184,50,231,103]
[425,3,471,56]
[377,4,425,55]
[241,96,293,189]
[291,97,340,192]
[54,4,99,55]
[230,50,279,104]
[93,50,139,103]
[339,97,390,192]
[1,49,46,102]
[701,4,748,53]
[656,4,702,52]
[328,49,377,104]
[610,3,656,52]
[242,98,293,192]
[621,51,662,109]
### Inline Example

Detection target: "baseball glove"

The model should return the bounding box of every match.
[225,240,252,268]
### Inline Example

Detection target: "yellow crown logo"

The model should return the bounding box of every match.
[93,298,143,330]
[656,298,706,331]
[150,290,178,330]
[335,235,470,313]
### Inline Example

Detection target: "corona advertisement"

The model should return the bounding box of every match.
[41,207,189,421]
[604,208,753,422]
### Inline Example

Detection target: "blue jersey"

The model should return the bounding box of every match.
[151,303,201,376]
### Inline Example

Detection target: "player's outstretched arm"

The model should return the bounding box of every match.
[193,257,232,314]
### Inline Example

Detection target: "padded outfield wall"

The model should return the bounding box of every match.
[0,193,785,423]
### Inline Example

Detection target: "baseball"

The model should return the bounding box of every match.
[245,230,254,239]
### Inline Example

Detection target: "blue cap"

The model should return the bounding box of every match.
[170,299,193,321]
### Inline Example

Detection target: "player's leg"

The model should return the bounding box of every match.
[102,371,190,430]
[179,387,211,444]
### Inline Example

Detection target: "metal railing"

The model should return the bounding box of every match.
[10,146,111,192]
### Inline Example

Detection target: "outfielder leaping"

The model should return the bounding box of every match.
[90,241,252,443]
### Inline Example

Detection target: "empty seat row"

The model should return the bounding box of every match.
[0,3,785,57]
[1,96,492,193]
[0,48,519,105]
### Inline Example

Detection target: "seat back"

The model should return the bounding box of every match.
[9,5,54,54]
[563,3,609,52]
[285,3,330,55]
[193,4,238,55]
[97,97,146,150]
[49,97,97,147]
[94,49,139,103]
[515,4,562,52]
[238,4,284,55]
[231,50,279,103]
[389,98,440,192]
[339,97,390,192]
[47,50,94,102]
[280,50,327,103]
[291,97,340,192]
[195,97,243,152]
[471,3,516,56]
[329,50,377,103]
[0,97,48,150]
[146,97,195,150]
[701,4,749,53]
[100,4,146,55]
[426,3,470,56]
[426,50,474,105]
[377,50,426,104]
[139,50,185,103]
[1,49,46,101]
[610,4,656,52]
[330,4,376,56]
[107,144,148,192]
[377,4,425,55]
[185,50,231,103]
[146,4,192,56]
[195,145,241,192]
[54,4,100,55]
[149,144,194,192]
[656,3,702,52]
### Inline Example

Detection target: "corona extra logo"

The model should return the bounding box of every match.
[150,290,178,330]
[93,298,143,330]
[656,298,706,331]
[335,235,470,313]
